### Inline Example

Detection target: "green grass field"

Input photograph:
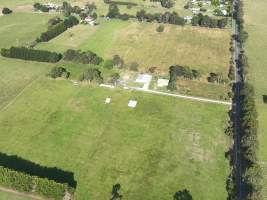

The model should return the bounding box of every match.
[0,190,36,200]
[244,0,267,197]
[0,73,230,200]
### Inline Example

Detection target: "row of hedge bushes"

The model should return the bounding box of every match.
[104,0,138,6]
[63,49,103,65]
[1,47,62,63]
[37,16,79,42]
[0,166,73,200]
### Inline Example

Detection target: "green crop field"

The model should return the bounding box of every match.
[244,0,267,197]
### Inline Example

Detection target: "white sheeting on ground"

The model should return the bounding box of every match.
[128,100,137,108]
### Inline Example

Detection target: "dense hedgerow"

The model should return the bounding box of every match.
[0,166,70,200]
[1,47,62,63]
[38,16,79,42]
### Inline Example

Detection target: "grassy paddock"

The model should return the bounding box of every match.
[0,76,230,200]
[37,19,231,76]
[0,190,37,200]
[244,0,267,197]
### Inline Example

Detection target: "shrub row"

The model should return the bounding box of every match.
[1,47,62,63]
[136,10,185,25]
[38,16,79,42]
[63,49,103,65]
[192,13,228,28]
[0,166,72,200]
[104,0,138,6]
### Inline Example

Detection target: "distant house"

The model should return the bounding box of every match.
[84,16,95,26]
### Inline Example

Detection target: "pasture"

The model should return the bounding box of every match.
[244,0,267,197]
[37,19,231,76]
[0,73,230,200]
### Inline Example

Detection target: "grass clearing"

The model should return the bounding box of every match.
[0,12,57,48]
[244,0,267,197]
[0,190,36,200]
[0,75,230,200]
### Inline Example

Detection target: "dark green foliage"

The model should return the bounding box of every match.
[63,49,103,65]
[167,65,201,91]
[191,13,228,28]
[156,24,164,32]
[173,189,193,200]
[113,55,124,68]
[104,0,137,6]
[103,59,114,69]
[108,73,120,84]
[2,7,12,15]
[228,64,235,80]
[136,10,185,25]
[110,184,123,200]
[0,166,67,200]
[160,0,174,8]
[128,62,139,71]
[107,4,120,18]
[1,47,62,63]
[79,68,104,84]
[207,72,228,84]
[263,95,267,104]
[33,3,49,12]
[38,16,79,42]
[48,67,70,79]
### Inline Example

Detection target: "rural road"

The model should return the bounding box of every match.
[232,0,243,199]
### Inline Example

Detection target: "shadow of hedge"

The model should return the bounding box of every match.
[0,152,76,188]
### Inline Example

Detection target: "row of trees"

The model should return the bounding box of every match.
[104,0,138,6]
[63,49,103,65]
[37,16,79,42]
[226,0,262,199]
[1,47,62,63]
[136,10,185,25]
[167,65,201,91]
[33,3,50,12]
[192,13,228,28]
[0,166,73,200]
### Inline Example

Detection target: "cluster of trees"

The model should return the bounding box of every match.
[37,16,79,42]
[207,72,228,84]
[106,4,135,20]
[33,3,50,12]
[191,13,228,28]
[0,166,69,200]
[136,10,185,25]
[104,55,124,69]
[150,0,175,8]
[167,65,201,91]
[2,7,12,15]
[79,68,103,83]
[48,67,70,79]
[235,0,261,199]
[1,47,62,63]
[79,3,98,20]
[63,49,103,65]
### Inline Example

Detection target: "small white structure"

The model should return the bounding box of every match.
[157,78,169,87]
[44,2,58,9]
[191,7,200,12]
[221,9,228,16]
[84,16,95,26]
[105,98,111,104]
[135,74,152,90]
[128,100,137,108]
[100,84,115,89]
[184,16,193,23]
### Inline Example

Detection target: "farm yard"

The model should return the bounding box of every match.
[0,0,234,199]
